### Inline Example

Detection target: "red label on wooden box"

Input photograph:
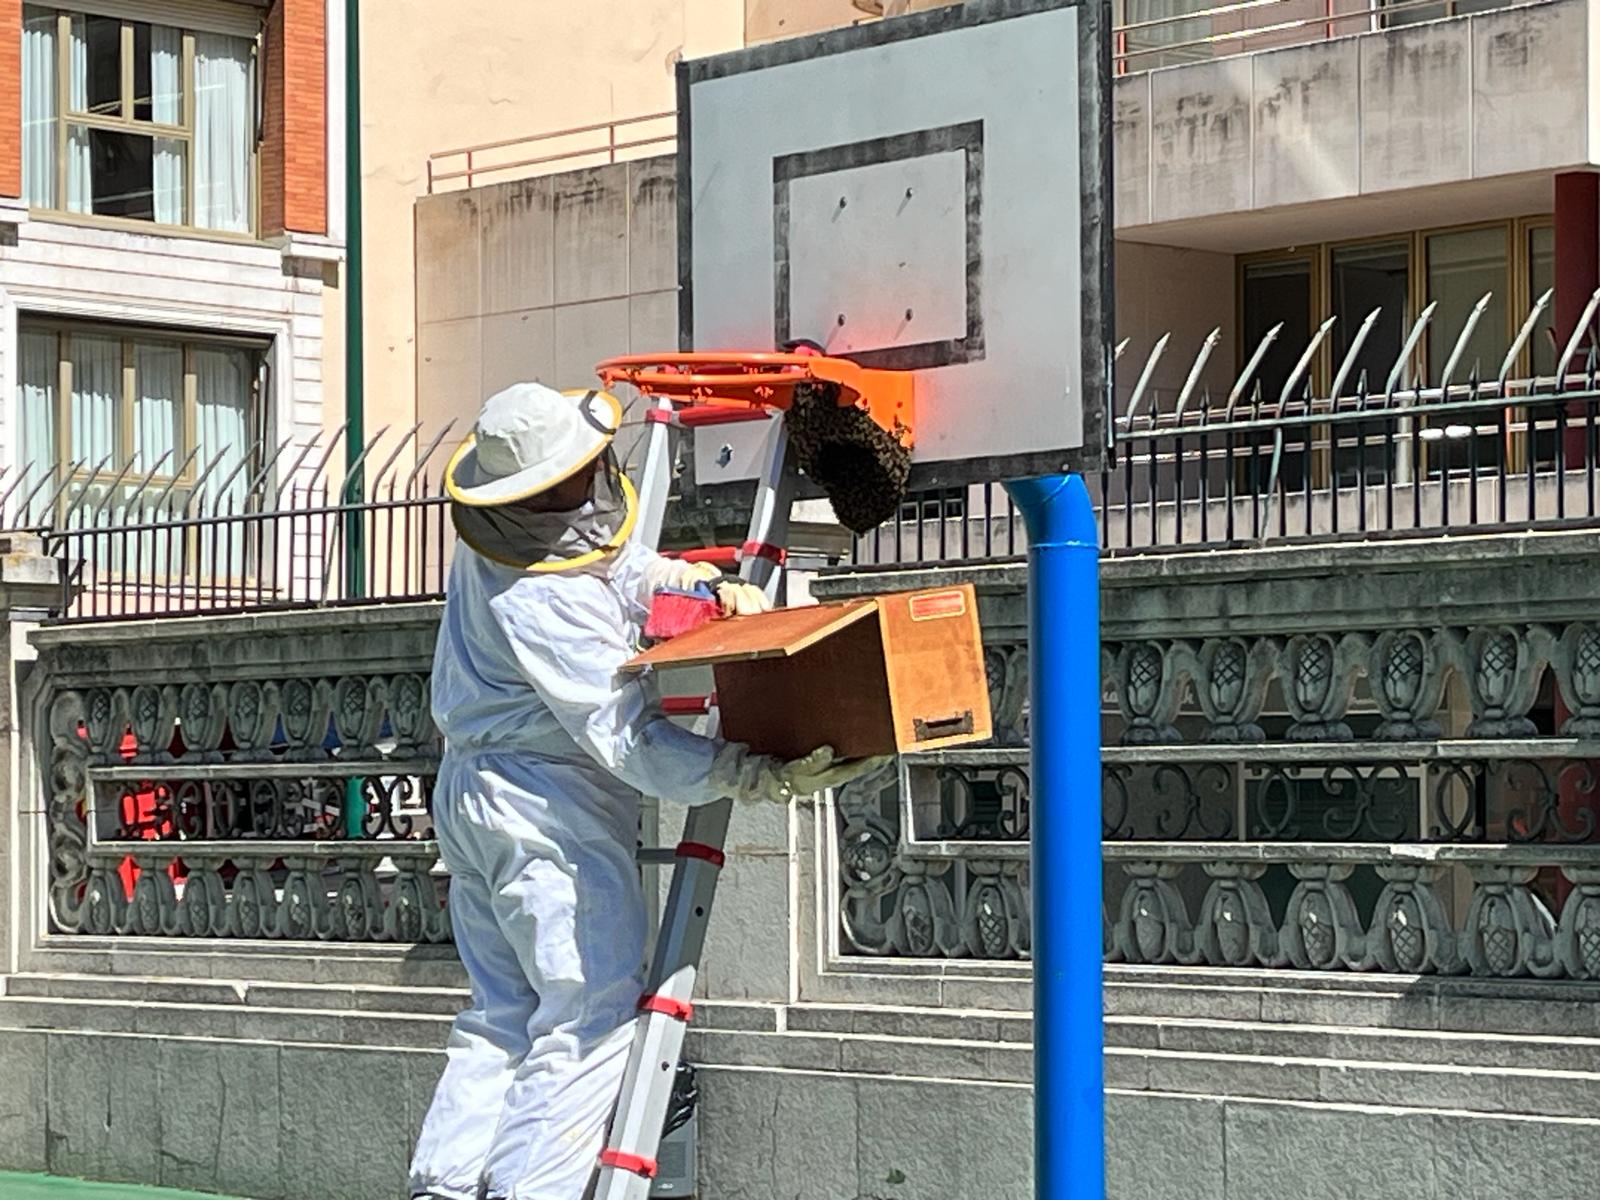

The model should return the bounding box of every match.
[908,589,967,621]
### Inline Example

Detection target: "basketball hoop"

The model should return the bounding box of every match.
[596,350,915,534]
[594,351,914,450]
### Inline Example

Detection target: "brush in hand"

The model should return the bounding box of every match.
[644,581,724,641]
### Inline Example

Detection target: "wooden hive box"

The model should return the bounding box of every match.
[623,583,992,760]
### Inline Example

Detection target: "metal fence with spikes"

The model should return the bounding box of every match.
[22,288,1600,617]
[853,287,1600,566]
[33,420,460,621]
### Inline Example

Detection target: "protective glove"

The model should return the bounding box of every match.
[714,580,770,616]
[674,560,771,617]
[710,742,894,804]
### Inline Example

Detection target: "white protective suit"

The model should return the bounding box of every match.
[408,528,858,1199]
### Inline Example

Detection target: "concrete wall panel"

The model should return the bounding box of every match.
[479,176,556,316]
[627,157,679,294]
[1360,20,1473,194]
[416,316,483,431]
[414,192,482,326]
[1118,0,1590,236]
[1150,58,1255,223]
[415,158,678,444]
[481,308,557,398]
[1114,75,1153,228]
[1473,1,1588,177]
[553,167,631,306]
[1253,39,1361,209]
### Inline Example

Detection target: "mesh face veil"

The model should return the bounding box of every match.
[451,449,635,572]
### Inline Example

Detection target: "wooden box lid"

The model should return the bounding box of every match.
[622,599,879,672]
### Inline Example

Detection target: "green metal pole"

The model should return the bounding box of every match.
[344,0,365,594]
[343,0,366,838]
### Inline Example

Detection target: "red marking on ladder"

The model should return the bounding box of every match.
[600,1150,658,1179]
[675,841,726,868]
[639,993,694,1022]
[673,405,771,428]
[740,540,786,565]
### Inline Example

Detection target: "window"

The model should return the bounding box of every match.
[1328,241,1409,482]
[1116,0,1219,71]
[21,7,257,234]
[1237,217,1553,484]
[1425,227,1508,388]
[1241,257,1314,406]
[1329,241,1409,393]
[17,320,266,529]
[1239,256,1313,490]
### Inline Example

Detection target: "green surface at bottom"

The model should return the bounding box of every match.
[0,1174,252,1199]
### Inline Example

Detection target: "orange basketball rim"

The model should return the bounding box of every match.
[595,351,915,449]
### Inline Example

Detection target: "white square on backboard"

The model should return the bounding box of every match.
[787,150,969,356]
[680,0,1111,486]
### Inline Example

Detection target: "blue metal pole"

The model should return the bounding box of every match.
[1004,473,1103,1200]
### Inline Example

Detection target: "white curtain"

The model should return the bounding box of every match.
[151,26,184,224]
[195,346,251,508]
[18,330,58,523]
[134,342,181,475]
[193,35,252,233]
[66,16,91,213]
[195,346,253,581]
[22,11,56,208]
[69,334,121,472]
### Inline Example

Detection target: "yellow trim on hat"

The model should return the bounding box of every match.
[445,389,624,508]
[454,474,641,574]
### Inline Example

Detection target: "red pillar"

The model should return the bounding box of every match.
[1553,174,1600,896]
[1554,173,1599,375]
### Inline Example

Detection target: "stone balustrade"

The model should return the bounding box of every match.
[29,605,449,947]
[817,529,1600,980]
[19,528,1600,994]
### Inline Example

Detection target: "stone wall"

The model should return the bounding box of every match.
[2,531,1600,1197]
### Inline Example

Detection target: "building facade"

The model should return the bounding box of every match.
[0,1,1599,1198]
[0,0,341,540]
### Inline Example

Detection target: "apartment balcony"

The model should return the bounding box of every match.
[1114,0,1592,243]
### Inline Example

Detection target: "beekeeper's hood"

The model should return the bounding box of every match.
[444,382,637,571]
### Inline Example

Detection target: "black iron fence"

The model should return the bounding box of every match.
[21,289,1600,618]
[853,376,1600,567]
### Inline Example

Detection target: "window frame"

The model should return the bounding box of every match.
[25,5,262,240]
[21,316,269,501]
[1237,216,1554,483]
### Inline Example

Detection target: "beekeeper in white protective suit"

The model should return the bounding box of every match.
[409,382,886,1200]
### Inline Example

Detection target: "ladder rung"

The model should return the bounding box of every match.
[671,405,773,428]
[637,848,677,866]
[660,546,740,567]
[646,404,773,429]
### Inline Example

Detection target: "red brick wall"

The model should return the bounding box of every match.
[261,0,327,236]
[0,0,21,198]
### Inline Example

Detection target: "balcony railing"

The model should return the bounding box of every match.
[425,111,676,194]
[1113,0,1540,73]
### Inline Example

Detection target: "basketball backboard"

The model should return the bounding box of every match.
[676,0,1112,490]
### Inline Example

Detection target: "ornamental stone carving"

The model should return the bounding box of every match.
[1368,630,1451,740]
[1106,640,1185,744]
[1280,633,1367,741]
[1552,622,1600,737]
[1189,637,1277,743]
[1462,626,1553,738]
